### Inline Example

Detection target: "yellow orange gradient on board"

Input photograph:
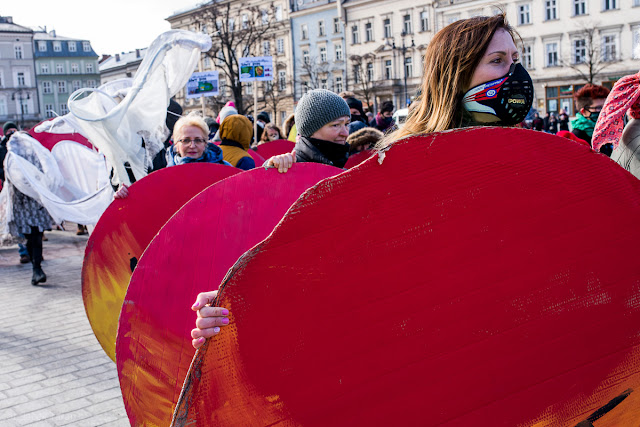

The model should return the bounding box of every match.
[82,222,144,362]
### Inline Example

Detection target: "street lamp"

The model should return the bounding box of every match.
[11,89,30,129]
[392,31,415,108]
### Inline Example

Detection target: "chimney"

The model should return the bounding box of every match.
[115,53,120,62]
[135,48,140,58]
[49,29,56,37]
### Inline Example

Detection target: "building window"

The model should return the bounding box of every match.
[420,11,429,32]
[242,14,248,29]
[319,20,325,37]
[302,81,310,94]
[303,50,310,64]
[0,72,4,88]
[573,0,587,15]
[203,56,211,69]
[335,75,343,93]
[518,4,531,24]
[405,56,413,77]
[54,41,62,52]
[261,10,269,25]
[383,18,392,39]
[301,24,308,40]
[321,78,328,90]
[602,34,617,61]
[263,41,270,56]
[275,5,283,21]
[352,25,359,44]
[603,0,618,10]
[0,98,6,116]
[83,41,91,52]
[545,0,558,20]
[86,63,94,73]
[278,71,286,91]
[384,59,392,79]
[20,98,29,115]
[43,81,52,94]
[68,41,77,52]
[38,41,47,52]
[522,44,533,69]
[246,83,252,95]
[229,18,235,32]
[335,43,343,61]
[367,62,374,81]
[87,80,96,88]
[365,23,373,41]
[320,46,327,62]
[17,72,25,87]
[403,14,412,34]
[546,85,576,115]
[633,25,640,59]
[71,63,79,74]
[545,42,559,66]
[573,39,586,63]
[15,45,23,59]
[634,0,640,6]
[40,63,49,74]
[56,64,64,74]
[353,64,361,83]
[277,38,284,54]
[334,17,340,33]
[45,103,54,118]
[60,103,69,115]
[72,80,81,92]
[58,81,67,93]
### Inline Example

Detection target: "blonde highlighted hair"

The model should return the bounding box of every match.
[172,112,209,142]
[379,13,518,149]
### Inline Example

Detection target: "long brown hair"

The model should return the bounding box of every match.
[379,13,518,149]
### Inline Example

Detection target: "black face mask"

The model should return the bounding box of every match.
[463,63,534,126]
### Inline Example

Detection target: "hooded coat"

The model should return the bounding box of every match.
[219,115,256,170]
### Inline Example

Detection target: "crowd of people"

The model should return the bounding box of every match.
[1,14,638,317]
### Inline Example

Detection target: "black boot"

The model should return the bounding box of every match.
[31,267,47,286]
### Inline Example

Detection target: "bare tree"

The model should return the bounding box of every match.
[298,56,328,94]
[562,22,619,84]
[260,66,290,127]
[349,54,376,111]
[192,1,285,114]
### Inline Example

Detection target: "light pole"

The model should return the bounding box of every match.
[392,31,415,108]
[11,89,29,129]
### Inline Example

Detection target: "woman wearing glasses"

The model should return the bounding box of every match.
[114,113,230,199]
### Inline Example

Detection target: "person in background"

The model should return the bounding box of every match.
[572,84,611,154]
[546,113,558,134]
[531,113,544,131]
[219,114,256,170]
[212,105,238,143]
[372,101,395,133]
[346,97,369,134]
[347,127,384,154]
[283,114,297,142]
[255,111,270,143]
[259,123,283,144]
[558,111,569,132]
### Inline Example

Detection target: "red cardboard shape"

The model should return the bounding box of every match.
[81,163,238,362]
[255,139,295,159]
[173,128,640,426]
[28,121,93,150]
[344,149,374,169]
[116,163,342,427]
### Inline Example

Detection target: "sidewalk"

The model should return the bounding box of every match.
[0,227,129,426]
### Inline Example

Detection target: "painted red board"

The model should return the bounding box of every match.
[173,128,640,426]
[116,163,342,427]
[28,121,93,150]
[344,149,374,169]
[254,139,295,159]
[248,148,265,165]
[81,163,239,362]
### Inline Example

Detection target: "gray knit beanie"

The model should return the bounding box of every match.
[295,89,350,138]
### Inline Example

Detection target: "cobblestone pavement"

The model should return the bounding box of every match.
[0,227,129,426]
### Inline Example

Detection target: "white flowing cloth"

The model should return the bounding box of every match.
[0,133,113,241]
[33,30,212,186]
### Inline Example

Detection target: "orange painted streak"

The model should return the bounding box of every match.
[82,222,144,362]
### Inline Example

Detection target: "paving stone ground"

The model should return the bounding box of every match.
[0,226,129,426]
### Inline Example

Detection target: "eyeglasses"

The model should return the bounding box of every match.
[177,138,206,145]
[585,106,603,113]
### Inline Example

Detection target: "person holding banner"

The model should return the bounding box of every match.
[191,12,534,347]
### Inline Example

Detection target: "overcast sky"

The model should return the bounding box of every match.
[2,0,200,56]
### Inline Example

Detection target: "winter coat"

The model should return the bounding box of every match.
[166,143,231,167]
[295,136,350,168]
[219,115,255,170]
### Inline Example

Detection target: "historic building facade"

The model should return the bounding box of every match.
[33,30,99,120]
[99,48,147,84]
[0,16,39,129]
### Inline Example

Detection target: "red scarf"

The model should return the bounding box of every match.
[592,72,640,152]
